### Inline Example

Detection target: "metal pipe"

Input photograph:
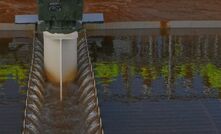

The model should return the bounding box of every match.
[59,38,63,101]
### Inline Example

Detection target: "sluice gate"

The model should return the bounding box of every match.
[22,31,103,134]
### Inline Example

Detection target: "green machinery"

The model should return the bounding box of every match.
[37,0,83,33]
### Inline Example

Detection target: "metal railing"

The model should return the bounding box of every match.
[77,30,104,134]
[22,37,45,134]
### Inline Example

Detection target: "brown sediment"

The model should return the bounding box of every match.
[41,83,86,134]
[45,69,78,86]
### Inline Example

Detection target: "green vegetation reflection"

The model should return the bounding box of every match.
[0,65,28,86]
[94,62,221,90]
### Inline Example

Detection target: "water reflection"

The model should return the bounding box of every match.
[0,36,32,133]
[88,34,221,102]
[0,37,32,101]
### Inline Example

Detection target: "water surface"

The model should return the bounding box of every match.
[0,36,32,133]
[88,32,221,134]
[88,34,221,102]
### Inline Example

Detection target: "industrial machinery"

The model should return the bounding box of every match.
[37,0,83,33]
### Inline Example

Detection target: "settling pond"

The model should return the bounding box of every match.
[87,29,221,134]
[1,29,221,133]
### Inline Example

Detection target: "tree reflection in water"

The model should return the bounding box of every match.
[88,34,221,102]
[0,37,32,99]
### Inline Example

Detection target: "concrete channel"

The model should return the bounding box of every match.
[22,30,103,134]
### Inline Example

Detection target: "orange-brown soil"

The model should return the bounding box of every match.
[1,0,221,23]
[84,0,221,22]
[0,0,37,23]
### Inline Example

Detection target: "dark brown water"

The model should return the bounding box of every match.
[88,34,221,102]
[41,83,87,134]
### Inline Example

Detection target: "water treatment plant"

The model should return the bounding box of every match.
[1,0,221,134]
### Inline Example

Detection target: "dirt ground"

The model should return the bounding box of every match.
[1,0,221,22]
[0,0,36,23]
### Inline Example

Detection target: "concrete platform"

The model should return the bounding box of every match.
[15,13,104,24]
[15,15,38,24]
[0,23,35,31]
[87,28,221,37]
[84,21,221,30]
[2,20,221,31]
[0,30,34,38]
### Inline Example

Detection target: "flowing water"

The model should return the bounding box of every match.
[25,38,85,134]
[24,35,102,134]
[41,83,87,134]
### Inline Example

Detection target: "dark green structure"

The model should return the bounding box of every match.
[37,0,83,33]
